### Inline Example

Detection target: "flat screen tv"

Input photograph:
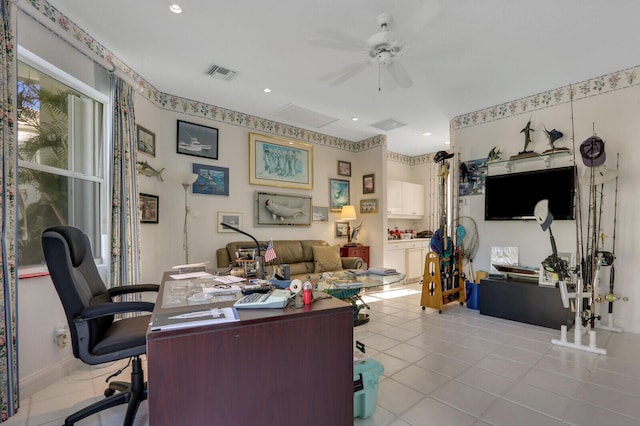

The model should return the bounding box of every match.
[484,165,576,220]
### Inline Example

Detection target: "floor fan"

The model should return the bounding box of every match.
[454,216,479,282]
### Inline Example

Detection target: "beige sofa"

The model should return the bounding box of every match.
[216,240,363,280]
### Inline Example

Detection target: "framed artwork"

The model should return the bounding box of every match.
[255,191,312,226]
[136,124,155,157]
[177,120,219,160]
[337,160,351,176]
[139,193,159,223]
[363,173,375,194]
[329,178,350,211]
[360,198,379,214]
[335,221,349,237]
[192,163,229,196]
[217,211,243,233]
[249,132,313,190]
[459,158,488,196]
[312,205,329,222]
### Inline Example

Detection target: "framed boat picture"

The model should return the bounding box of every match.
[177,120,219,160]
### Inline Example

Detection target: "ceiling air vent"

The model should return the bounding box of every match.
[370,118,407,131]
[206,64,238,82]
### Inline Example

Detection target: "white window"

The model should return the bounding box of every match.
[17,49,109,268]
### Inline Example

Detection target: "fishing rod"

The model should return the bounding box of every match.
[569,86,585,290]
[596,153,625,332]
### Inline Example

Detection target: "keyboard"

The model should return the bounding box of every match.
[234,289,291,309]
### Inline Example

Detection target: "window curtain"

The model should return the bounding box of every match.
[0,0,19,420]
[110,75,141,295]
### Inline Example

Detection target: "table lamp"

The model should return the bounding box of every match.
[340,205,358,246]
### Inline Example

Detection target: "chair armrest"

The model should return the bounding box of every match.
[341,257,363,270]
[79,301,155,320]
[107,283,159,297]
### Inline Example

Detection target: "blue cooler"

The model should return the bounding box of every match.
[466,281,480,310]
[353,358,384,418]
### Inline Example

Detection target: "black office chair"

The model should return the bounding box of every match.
[42,226,159,426]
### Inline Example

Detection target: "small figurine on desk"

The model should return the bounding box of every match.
[543,126,569,153]
[511,118,540,159]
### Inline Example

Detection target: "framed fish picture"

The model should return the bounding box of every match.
[329,178,350,211]
[249,132,313,190]
[192,163,229,196]
[255,191,312,226]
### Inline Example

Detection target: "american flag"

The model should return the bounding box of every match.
[264,239,277,263]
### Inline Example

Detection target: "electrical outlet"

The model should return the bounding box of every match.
[54,326,68,348]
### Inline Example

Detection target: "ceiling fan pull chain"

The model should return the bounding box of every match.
[378,61,381,91]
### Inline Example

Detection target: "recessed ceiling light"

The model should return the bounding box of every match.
[422,132,432,136]
[263,88,271,93]
[169,3,182,13]
[445,140,450,145]
[352,117,359,121]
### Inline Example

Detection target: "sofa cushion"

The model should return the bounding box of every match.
[312,245,343,273]
[272,241,303,264]
[300,240,329,262]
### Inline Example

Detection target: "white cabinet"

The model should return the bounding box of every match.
[403,182,425,217]
[387,180,403,215]
[387,180,425,218]
[405,247,425,283]
[384,242,407,275]
[384,239,431,283]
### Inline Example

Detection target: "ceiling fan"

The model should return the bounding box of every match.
[310,12,419,89]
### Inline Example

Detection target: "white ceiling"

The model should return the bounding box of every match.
[45,0,640,157]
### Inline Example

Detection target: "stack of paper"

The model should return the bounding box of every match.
[150,307,239,331]
[368,267,397,275]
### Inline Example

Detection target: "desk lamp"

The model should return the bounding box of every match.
[220,222,265,279]
[340,205,359,246]
[182,172,199,263]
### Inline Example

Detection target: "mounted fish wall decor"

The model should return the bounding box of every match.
[255,191,312,226]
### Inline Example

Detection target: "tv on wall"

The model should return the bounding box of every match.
[484,165,576,221]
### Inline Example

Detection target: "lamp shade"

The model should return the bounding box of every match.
[182,172,199,185]
[340,205,357,221]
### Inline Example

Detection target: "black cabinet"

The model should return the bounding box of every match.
[479,278,573,329]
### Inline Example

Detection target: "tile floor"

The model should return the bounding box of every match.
[7,283,640,425]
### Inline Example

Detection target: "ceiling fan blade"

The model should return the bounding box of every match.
[330,61,371,86]
[386,60,413,89]
[311,28,368,51]
[321,60,372,86]
[379,62,399,91]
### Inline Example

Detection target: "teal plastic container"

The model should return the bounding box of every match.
[466,281,480,310]
[353,358,384,418]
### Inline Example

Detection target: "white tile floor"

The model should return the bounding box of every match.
[7,283,640,425]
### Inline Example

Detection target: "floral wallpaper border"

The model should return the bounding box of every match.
[452,66,640,131]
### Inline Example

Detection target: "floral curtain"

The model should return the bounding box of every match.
[110,75,141,295]
[0,0,19,420]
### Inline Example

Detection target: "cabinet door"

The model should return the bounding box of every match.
[405,247,424,283]
[387,180,403,214]
[384,248,406,275]
[402,182,424,216]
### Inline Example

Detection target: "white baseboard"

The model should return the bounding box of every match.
[20,356,82,399]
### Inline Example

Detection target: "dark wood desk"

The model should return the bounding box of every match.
[147,276,354,426]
